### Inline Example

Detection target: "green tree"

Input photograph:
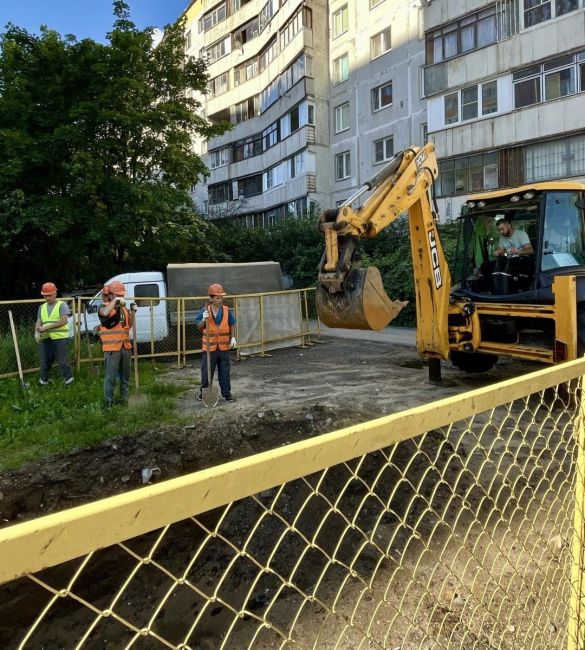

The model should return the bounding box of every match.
[0,1,228,297]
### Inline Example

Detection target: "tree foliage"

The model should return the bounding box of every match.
[0,1,228,297]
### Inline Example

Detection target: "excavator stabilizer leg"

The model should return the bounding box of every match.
[316,267,407,331]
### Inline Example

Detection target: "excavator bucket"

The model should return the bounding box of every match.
[316,266,407,331]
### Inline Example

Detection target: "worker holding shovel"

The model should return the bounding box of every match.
[98,281,136,408]
[196,283,236,405]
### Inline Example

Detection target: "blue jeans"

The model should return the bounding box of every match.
[201,349,232,398]
[104,348,131,405]
[39,338,73,382]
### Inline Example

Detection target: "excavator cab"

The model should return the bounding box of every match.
[453,185,585,304]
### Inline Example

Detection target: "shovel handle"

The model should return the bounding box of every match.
[8,310,25,383]
[205,304,213,387]
[132,312,139,389]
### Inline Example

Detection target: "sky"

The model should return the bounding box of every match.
[0,0,191,43]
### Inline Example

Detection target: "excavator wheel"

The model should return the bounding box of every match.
[451,351,498,373]
[316,266,407,331]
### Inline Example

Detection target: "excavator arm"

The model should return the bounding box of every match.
[316,143,453,361]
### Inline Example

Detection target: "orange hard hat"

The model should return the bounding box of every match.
[40,282,58,296]
[108,280,126,297]
[208,283,226,296]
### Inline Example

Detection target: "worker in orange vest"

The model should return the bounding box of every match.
[196,283,237,402]
[98,281,136,407]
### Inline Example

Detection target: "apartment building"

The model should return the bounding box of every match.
[184,0,428,225]
[424,0,585,220]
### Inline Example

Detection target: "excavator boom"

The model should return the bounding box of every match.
[317,143,451,360]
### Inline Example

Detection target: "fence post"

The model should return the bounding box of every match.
[74,298,81,373]
[177,299,182,369]
[569,378,585,650]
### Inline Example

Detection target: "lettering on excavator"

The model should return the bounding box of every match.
[428,229,442,290]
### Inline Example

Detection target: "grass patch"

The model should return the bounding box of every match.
[0,364,196,470]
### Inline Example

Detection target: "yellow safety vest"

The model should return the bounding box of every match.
[40,301,69,340]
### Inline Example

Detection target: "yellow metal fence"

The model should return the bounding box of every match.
[0,289,319,379]
[1,359,585,648]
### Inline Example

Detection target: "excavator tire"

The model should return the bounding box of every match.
[451,351,498,373]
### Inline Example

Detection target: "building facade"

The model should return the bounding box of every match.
[183,0,585,227]
[424,0,585,220]
[184,0,427,225]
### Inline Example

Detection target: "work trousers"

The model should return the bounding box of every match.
[201,349,232,398]
[39,338,73,382]
[104,348,131,406]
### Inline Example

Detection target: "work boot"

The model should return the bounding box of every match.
[64,377,74,386]
[197,390,203,401]
[222,395,235,402]
[39,379,49,386]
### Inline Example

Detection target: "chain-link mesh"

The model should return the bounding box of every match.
[0,300,77,378]
[0,291,319,378]
[1,362,584,648]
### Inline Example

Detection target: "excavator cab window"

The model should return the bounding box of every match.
[541,191,585,271]
[457,201,541,295]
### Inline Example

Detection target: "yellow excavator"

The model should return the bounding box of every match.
[316,142,585,380]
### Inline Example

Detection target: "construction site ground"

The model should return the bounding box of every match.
[0,330,541,526]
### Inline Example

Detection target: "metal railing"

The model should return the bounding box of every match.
[0,289,320,380]
[1,359,585,648]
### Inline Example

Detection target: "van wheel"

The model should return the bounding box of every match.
[577,304,585,356]
[451,351,498,373]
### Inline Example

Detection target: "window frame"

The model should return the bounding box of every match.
[335,151,351,181]
[373,136,394,164]
[334,102,350,133]
[370,27,391,60]
[332,5,348,39]
[333,53,350,85]
[371,81,393,112]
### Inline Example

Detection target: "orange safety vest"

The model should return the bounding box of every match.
[99,306,132,352]
[203,305,231,352]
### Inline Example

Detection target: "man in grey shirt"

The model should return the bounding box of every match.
[495,216,534,258]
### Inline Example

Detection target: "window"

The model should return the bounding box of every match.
[209,146,230,169]
[442,81,498,125]
[524,0,579,27]
[203,35,230,63]
[235,57,259,85]
[264,165,280,190]
[290,152,304,178]
[332,6,348,38]
[373,136,394,164]
[513,53,582,109]
[134,284,160,307]
[461,86,478,121]
[185,30,192,50]
[199,2,227,32]
[333,53,349,84]
[370,27,391,59]
[371,81,392,111]
[263,122,279,149]
[290,106,300,132]
[280,6,312,49]
[335,151,351,181]
[209,182,232,204]
[259,37,278,71]
[208,72,229,98]
[482,81,498,114]
[234,96,259,124]
[425,6,497,65]
[369,0,384,7]
[334,103,350,133]
[437,152,498,196]
[235,18,260,47]
[238,174,263,198]
[524,134,585,182]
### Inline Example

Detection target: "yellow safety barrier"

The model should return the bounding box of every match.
[0,289,321,379]
[1,359,585,648]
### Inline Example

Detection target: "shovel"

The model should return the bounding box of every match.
[129,311,148,407]
[8,310,30,391]
[201,312,219,408]
[83,308,100,376]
